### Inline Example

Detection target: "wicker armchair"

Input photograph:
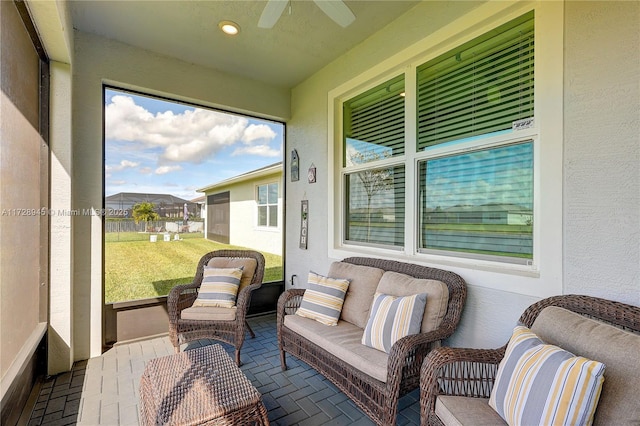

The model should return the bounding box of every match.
[419,294,640,426]
[277,257,467,426]
[167,250,265,365]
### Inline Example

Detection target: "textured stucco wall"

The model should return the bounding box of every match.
[563,1,640,305]
[49,61,74,374]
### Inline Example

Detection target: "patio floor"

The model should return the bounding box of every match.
[27,313,421,425]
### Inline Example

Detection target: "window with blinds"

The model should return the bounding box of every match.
[417,11,534,150]
[339,11,536,261]
[418,142,534,263]
[342,75,405,248]
[343,74,405,166]
[345,165,405,247]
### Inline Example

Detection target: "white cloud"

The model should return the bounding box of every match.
[110,180,127,186]
[139,167,152,175]
[242,124,276,144]
[155,165,183,175]
[106,159,140,172]
[105,95,278,164]
[232,145,280,157]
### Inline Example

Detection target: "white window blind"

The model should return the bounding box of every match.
[345,165,405,247]
[343,74,405,166]
[418,142,534,263]
[417,11,534,150]
[342,75,406,248]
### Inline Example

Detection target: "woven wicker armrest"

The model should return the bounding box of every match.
[167,281,200,318]
[387,330,447,380]
[419,346,506,421]
[236,282,262,308]
[235,283,262,322]
[277,288,305,318]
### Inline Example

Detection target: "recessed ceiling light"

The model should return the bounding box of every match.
[219,20,240,36]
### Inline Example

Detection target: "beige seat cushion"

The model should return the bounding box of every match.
[181,306,237,321]
[435,396,505,426]
[207,257,257,291]
[284,314,388,382]
[531,306,640,425]
[375,271,449,333]
[328,262,385,329]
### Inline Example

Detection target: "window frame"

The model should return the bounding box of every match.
[328,1,563,298]
[256,182,279,229]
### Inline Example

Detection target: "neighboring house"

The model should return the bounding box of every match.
[105,192,198,218]
[191,195,206,219]
[426,204,533,226]
[198,162,282,256]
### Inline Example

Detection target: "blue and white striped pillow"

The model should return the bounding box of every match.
[489,326,605,426]
[362,292,427,353]
[295,272,350,326]
[192,266,244,308]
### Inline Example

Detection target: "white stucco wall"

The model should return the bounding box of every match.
[49,61,74,374]
[71,31,290,358]
[204,170,283,256]
[563,1,640,306]
[286,0,640,349]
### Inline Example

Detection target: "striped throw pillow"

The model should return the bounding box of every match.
[489,326,605,426]
[295,272,350,326]
[362,292,427,353]
[192,267,244,308]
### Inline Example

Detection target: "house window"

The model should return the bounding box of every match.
[257,183,278,227]
[343,75,406,248]
[339,11,535,264]
[418,142,533,263]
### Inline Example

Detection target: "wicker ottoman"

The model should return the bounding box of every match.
[139,344,268,425]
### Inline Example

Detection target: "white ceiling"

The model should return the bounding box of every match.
[69,1,420,89]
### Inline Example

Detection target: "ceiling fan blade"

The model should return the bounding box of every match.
[258,0,289,29]
[313,0,355,28]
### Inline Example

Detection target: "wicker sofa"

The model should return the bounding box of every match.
[277,257,467,426]
[420,294,640,426]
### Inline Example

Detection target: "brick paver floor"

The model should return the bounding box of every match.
[28,313,421,425]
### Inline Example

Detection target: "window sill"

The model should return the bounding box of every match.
[329,245,540,279]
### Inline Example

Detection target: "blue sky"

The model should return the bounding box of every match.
[104,89,284,200]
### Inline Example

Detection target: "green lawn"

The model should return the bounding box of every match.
[105,232,283,303]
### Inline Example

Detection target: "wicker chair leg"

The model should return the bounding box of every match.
[245,321,256,338]
[280,350,287,371]
[235,349,241,366]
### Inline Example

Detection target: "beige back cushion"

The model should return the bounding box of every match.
[207,257,257,291]
[531,306,640,425]
[375,271,449,333]
[328,262,384,329]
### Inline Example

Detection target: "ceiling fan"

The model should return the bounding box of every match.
[258,0,356,29]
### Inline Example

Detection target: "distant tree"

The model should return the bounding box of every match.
[351,150,393,242]
[132,202,159,232]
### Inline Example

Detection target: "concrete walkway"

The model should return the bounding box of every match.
[28,314,421,425]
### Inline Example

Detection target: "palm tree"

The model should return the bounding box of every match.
[132,202,159,232]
